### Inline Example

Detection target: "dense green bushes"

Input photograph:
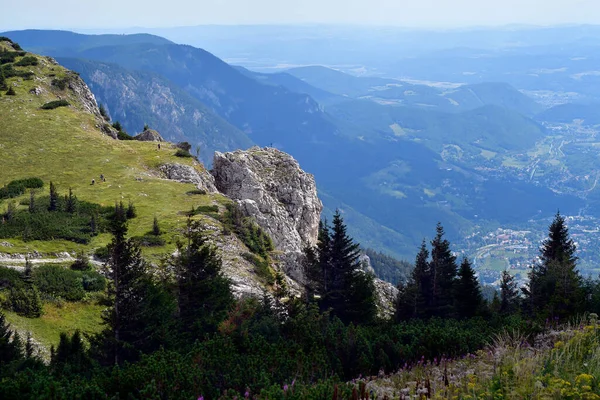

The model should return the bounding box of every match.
[14,56,38,67]
[2,64,34,79]
[220,202,273,258]
[40,100,70,110]
[0,190,120,244]
[0,264,105,305]
[0,177,43,200]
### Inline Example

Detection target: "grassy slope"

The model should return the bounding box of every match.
[0,45,223,257]
[0,42,231,348]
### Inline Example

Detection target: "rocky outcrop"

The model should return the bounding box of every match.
[135,129,164,142]
[212,147,323,283]
[374,279,399,319]
[159,162,218,193]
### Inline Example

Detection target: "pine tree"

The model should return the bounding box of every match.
[396,240,431,320]
[454,258,482,318]
[6,86,15,95]
[326,210,376,323]
[500,270,519,314]
[90,213,97,236]
[0,312,23,365]
[5,201,15,221]
[0,66,6,90]
[48,181,58,211]
[28,189,35,213]
[429,223,458,318]
[25,332,34,359]
[523,212,582,320]
[152,215,161,236]
[174,218,234,341]
[65,187,77,213]
[90,206,174,365]
[126,201,136,219]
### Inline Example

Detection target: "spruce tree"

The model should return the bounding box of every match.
[126,201,136,219]
[0,66,5,90]
[326,210,376,323]
[48,181,58,211]
[396,240,431,320]
[500,270,519,314]
[0,312,23,365]
[174,218,234,341]
[429,223,458,318]
[523,212,582,320]
[90,205,174,365]
[28,189,35,213]
[454,258,482,318]
[65,187,77,213]
[152,215,161,236]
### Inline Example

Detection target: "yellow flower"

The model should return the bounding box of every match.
[576,373,594,388]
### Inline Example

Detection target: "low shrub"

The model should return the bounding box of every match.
[134,234,166,247]
[188,205,219,216]
[81,270,106,292]
[2,64,33,79]
[242,252,275,285]
[174,149,192,158]
[33,265,85,302]
[0,266,24,290]
[41,100,69,110]
[0,177,43,200]
[51,77,70,90]
[14,56,38,67]
[186,189,207,195]
[117,130,134,140]
[9,286,43,318]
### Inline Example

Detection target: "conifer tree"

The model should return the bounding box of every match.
[152,215,161,236]
[325,210,376,323]
[174,218,234,341]
[0,66,6,90]
[65,187,77,213]
[429,223,458,318]
[126,201,136,219]
[500,270,519,314]
[396,240,431,320]
[48,181,58,211]
[523,212,582,319]
[28,189,35,213]
[0,312,23,365]
[90,205,174,365]
[454,258,482,318]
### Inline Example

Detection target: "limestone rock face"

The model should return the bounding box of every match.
[135,129,164,142]
[374,279,399,319]
[212,147,323,282]
[159,162,218,193]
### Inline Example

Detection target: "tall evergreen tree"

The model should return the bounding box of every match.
[396,241,431,320]
[454,258,482,318]
[324,210,377,324]
[65,187,77,213]
[174,218,234,341]
[28,190,35,213]
[90,205,175,365]
[500,270,519,315]
[0,312,23,365]
[48,181,58,211]
[429,223,458,318]
[152,215,161,236]
[523,212,582,319]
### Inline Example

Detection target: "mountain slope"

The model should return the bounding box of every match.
[1,29,172,55]
[442,82,544,116]
[328,100,546,153]
[286,65,400,97]
[57,57,253,163]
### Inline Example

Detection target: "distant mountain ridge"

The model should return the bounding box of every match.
[1,29,583,263]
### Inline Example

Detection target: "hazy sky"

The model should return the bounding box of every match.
[1,0,600,30]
